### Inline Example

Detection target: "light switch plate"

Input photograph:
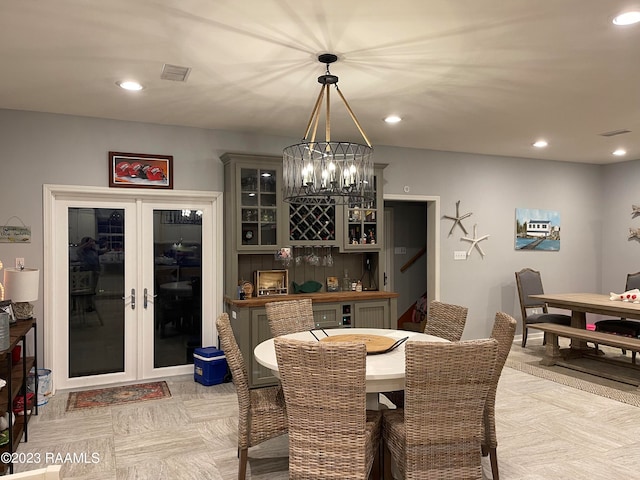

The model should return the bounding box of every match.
[454,251,467,260]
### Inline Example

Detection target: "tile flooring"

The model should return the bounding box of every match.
[11,342,640,479]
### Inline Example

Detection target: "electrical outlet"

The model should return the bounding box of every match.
[454,251,467,260]
[15,257,24,269]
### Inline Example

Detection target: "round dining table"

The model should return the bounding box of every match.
[254,327,448,409]
[159,280,193,297]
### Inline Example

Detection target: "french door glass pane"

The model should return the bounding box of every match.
[68,208,125,377]
[153,209,203,368]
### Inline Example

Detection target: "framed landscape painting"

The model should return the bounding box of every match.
[515,208,560,251]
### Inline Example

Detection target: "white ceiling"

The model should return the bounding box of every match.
[2,0,640,164]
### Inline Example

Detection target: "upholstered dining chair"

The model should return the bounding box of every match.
[482,312,517,480]
[515,268,571,347]
[595,271,640,363]
[216,313,287,480]
[382,338,498,480]
[384,300,468,408]
[274,337,382,480]
[265,298,315,337]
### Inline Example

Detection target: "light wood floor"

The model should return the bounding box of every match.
[12,341,640,479]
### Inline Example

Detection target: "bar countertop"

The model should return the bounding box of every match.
[224,290,399,308]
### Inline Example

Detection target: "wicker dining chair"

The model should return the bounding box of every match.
[382,338,498,480]
[265,298,316,337]
[216,313,288,480]
[515,267,571,347]
[423,300,469,341]
[482,312,517,480]
[274,337,382,480]
[384,300,468,409]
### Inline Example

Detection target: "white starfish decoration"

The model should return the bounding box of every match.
[461,224,490,258]
[632,205,640,218]
[443,200,472,236]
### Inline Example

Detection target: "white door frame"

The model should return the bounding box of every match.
[383,194,440,303]
[43,185,224,390]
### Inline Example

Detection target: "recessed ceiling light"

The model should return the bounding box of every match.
[613,11,640,25]
[116,81,144,91]
[613,148,627,156]
[532,140,548,148]
[384,115,402,124]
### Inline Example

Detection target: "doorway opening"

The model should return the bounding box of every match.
[383,194,439,329]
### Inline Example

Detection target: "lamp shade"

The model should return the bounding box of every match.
[4,268,39,302]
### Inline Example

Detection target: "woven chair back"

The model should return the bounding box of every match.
[274,338,371,479]
[404,338,498,479]
[266,298,315,337]
[424,300,468,341]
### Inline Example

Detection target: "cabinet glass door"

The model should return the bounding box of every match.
[240,167,277,247]
[345,174,380,249]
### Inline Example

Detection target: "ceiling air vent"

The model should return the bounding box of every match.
[599,129,631,137]
[160,64,191,82]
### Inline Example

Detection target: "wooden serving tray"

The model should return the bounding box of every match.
[320,334,405,354]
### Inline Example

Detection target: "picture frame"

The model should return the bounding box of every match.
[108,151,173,189]
[0,300,16,324]
[326,276,339,292]
[515,208,561,251]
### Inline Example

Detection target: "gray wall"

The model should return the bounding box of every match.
[601,159,640,292]
[377,144,606,339]
[0,108,636,351]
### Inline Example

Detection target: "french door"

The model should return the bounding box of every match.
[44,186,223,390]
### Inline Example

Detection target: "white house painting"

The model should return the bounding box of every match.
[515,208,560,251]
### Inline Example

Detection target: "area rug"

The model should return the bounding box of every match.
[506,355,640,408]
[66,381,171,411]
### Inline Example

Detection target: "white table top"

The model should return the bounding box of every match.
[254,327,448,393]
[159,281,193,294]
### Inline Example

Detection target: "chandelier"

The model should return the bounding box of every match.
[283,53,374,205]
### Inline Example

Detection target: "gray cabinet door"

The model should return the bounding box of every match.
[249,307,279,386]
[312,303,343,329]
[354,300,390,329]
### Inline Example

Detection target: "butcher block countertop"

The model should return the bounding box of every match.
[225,290,399,308]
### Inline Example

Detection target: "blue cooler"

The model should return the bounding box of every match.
[194,347,228,386]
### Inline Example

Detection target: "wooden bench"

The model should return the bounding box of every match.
[528,323,640,367]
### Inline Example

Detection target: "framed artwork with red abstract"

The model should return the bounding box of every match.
[109,151,173,189]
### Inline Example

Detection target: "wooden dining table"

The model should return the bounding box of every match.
[530,293,640,385]
[254,327,448,409]
[531,292,640,349]
[531,292,640,322]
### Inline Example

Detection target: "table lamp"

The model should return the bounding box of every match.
[4,267,39,320]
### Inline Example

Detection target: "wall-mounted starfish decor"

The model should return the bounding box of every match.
[461,224,490,258]
[632,205,640,218]
[443,200,472,236]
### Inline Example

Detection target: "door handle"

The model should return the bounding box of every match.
[143,288,157,309]
[122,288,136,310]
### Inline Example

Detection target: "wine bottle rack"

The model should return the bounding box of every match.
[289,203,336,242]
